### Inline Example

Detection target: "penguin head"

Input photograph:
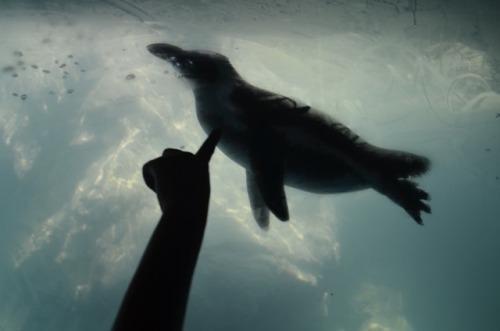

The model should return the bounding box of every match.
[147,43,241,88]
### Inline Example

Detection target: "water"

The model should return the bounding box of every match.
[1,1,499,330]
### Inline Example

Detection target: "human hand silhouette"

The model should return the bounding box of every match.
[112,129,221,331]
[142,129,221,213]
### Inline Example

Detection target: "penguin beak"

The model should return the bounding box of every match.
[147,43,185,61]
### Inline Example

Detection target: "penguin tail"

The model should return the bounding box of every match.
[370,147,431,179]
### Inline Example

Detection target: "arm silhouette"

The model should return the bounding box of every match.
[112,130,221,331]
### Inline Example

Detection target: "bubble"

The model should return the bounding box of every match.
[42,69,50,74]
[31,64,38,69]
[21,94,27,100]
[125,73,135,80]
[2,66,15,72]
[59,64,66,68]
[67,89,74,94]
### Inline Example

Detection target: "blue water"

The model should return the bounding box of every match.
[1,1,499,330]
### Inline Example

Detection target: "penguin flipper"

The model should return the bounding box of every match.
[248,128,289,223]
[246,170,271,229]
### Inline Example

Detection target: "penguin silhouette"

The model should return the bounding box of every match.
[147,43,431,229]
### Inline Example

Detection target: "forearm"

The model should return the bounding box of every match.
[112,200,209,331]
[112,129,220,331]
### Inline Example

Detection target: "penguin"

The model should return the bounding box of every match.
[147,43,431,229]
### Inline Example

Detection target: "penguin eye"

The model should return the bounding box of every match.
[181,58,194,69]
[172,57,194,70]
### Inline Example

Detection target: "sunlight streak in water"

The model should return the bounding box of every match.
[353,283,413,331]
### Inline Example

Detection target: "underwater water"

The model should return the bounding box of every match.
[1,0,499,330]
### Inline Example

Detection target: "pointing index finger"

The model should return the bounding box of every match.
[196,129,222,163]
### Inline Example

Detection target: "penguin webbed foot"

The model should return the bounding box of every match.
[383,178,431,225]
